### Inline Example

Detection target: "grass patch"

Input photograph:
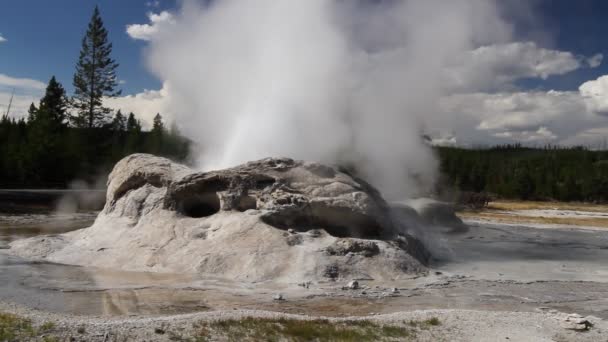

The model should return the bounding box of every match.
[182,317,420,342]
[0,312,35,341]
[406,317,441,330]
[39,321,56,332]
[424,317,441,326]
[0,312,60,341]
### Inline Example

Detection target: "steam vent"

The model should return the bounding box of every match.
[10,154,429,282]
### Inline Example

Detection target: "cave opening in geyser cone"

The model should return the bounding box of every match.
[180,192,221,218]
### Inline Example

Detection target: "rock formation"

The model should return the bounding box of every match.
[10,154,430,282]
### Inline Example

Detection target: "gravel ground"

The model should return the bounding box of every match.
[1,300,605,341]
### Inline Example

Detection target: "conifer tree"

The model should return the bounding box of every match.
[72,6,121,128]
[126,112,141,132]
[26,77,69,184]
[111,110,126,131]
[26,103,38,123]
[37,76,68,127]
[152,113,164,133]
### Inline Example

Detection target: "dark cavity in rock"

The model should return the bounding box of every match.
[180,192,221,218]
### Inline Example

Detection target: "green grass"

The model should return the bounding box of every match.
[0,312,35,341]
[424,317,441,326]
[406,317,441,329]
[0,312,60,342]
[169,317,439,342]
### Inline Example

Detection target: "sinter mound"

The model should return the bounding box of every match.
[10,154,429,282]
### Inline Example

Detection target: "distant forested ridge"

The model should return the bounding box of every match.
[436,145,608,203]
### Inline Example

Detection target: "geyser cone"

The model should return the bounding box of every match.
[10,154,429,282]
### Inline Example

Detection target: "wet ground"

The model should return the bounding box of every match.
[1,205,608,319]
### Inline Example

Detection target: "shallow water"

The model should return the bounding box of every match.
[2,207,608,318]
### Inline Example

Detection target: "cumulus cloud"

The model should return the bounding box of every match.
[0,34,6,43]
[445,42,590,92]
[429,135,458,147]
[0,74,46,91]
[118,0,607,160]
[104,83,172,128]
[0,74,46,117]
[438,87,608,146]
[580,75,608,115]
[493,126,557,142]
[0,91,41,117]
[126,11,174,41]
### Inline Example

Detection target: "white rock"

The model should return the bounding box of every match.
[347,280,360,290]
[9,154,429,283]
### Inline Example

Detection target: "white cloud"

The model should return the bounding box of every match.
[126,11,174,41]
[445,42,589,92]
[120,4,605,149]
[0,74,46,117]
[104,83,172,128]
[580,75,608,115]
[438,86,608,146]
[493,126,557,142]
[0,74,46,91]
[0,92,39,117]
[0,34,6,43]
[429,135,458,147]
[587,53,603,68]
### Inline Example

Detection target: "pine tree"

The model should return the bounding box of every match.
[37,76,68,127]
[72,6,121,128]
[125,112,142,154]
[26,103,38,123]
[26,77,69,184]
[126,112,141,132]
[111,110,126,131]
[152,113,164,133]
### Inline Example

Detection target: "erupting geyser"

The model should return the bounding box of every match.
[10,154,429,282]
[144,0,514,199]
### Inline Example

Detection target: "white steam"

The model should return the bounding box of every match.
[146,0,513,199]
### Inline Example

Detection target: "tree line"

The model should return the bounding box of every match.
[0,6,189,188]
[436,145,608,203]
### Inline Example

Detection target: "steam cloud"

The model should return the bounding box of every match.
[146,0,514,199]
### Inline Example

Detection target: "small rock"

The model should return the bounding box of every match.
[273,293,285,301]
[391,287,399,294]
[561,314,593,331]
[347,280,359,290]
[287,228,296,234]
[561,321,589,331]
[154,328,165,335]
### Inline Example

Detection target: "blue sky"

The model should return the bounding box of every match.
[0,0,177,95]
[2,1,608,95]
[1,0,608,146]
[513,1,608,91]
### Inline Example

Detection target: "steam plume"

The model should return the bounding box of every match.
[146,0,513,199]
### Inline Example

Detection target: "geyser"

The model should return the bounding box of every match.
[144,0,514,200]
[9,154,429,282]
